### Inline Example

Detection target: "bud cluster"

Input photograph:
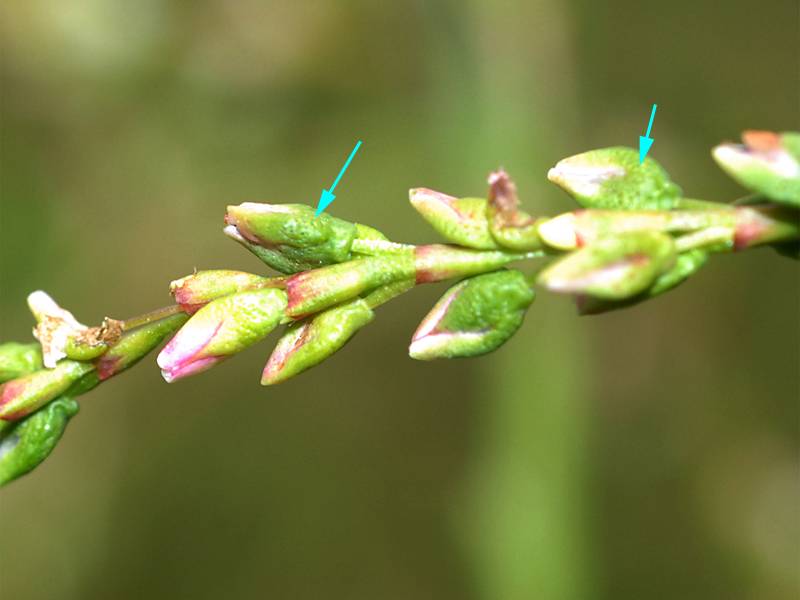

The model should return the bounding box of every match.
[0,306,188,485]
[1,130,797,486]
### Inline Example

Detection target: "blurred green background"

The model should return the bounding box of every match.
[1,1,798,599]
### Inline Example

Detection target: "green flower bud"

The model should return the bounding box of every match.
[486,170,545,251]
[409,188,498,249]
[170,270,275,313]
[96,313,189,381]
[538,231,676,300]
[157,288,287,382]
[410,270,534,360]
[537,209,734,251]
[712,131,800,206]
[577,249,708,315]
[225,203,358,273]
[263,299,374,385]
[414,244,529,283]
[224,224,302,274]
[0,396,79,486]
[0,360,94,421]
[547,147,682,210]
[286,256,414,318]
[0,343,43,383]
[648,248,708,296]
[61,315,186,396]
[27,291,122,367]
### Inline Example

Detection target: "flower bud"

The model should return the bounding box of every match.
[414,244,527,284]
[0,343,43,383]
[286,256,414,318]
[576,249,708,315]
[0,396,79,486]
[409,188,498,249]
[225,203,358,272]
[0,360,94,421]
[547,147,682,210]
[27,291,122,367]
[729,204,799,250]
[170,270,274,313]
[224,224,301,274]
[157,288,287,382]
[538,231,676,300]
[410,270,534,360]
[97,313,189,381]
[263,299,374,385]
[712,131,800,206]
[486,170,545,251]
[537,209,733,251]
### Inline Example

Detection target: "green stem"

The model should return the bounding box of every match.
[351,238,416,256]
[363,279,415,309]
[120,304,184,331]
[674,226,734,252]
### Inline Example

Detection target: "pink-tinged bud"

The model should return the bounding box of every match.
[262,299,374,385]
[712,131,800,206]
[409,270,534,360]
[285,256,414,318]
[157,288,287,382]
[169,270,276,313]
[224,202,357,273]
[538,231,676,300]
[575,249,708,315]
[409,188,498,249]
[486,170,544,251]
[732,204,800,250]
[0,360,94,421]
[414,244,527,284]
[547,147,682,210]
[537,209,735,250]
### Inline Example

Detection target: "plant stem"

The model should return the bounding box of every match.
[352,238,416,256]
[120,304,184,331]
[363,279,415,309]
[674,226,734,252]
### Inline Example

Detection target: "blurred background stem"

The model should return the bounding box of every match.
[420,1,592,598]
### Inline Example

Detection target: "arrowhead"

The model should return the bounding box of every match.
[638,136,654,164]
[315,189,336,216]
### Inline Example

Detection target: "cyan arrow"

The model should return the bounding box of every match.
[315,140,362,216]
[638,104,657,164]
